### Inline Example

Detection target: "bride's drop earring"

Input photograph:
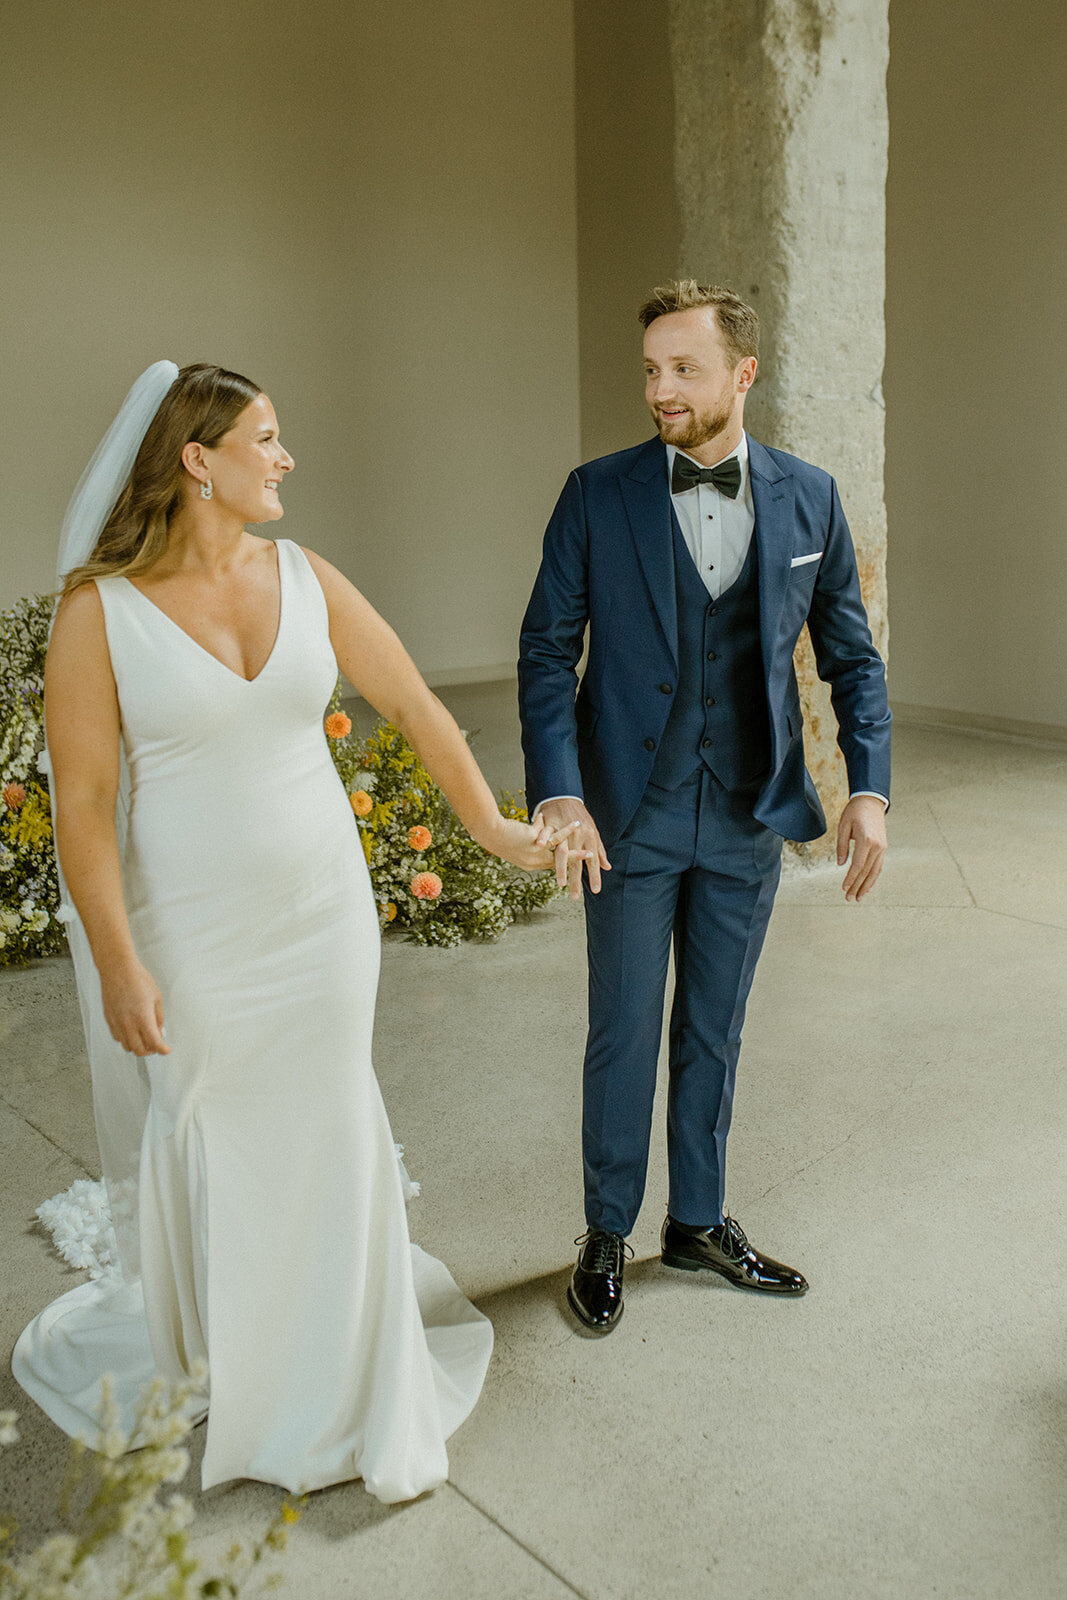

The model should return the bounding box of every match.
[201,478,214,500]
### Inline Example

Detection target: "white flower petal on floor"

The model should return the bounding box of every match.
[36,1179,120,1282]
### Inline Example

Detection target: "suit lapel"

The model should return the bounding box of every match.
[749,435,795,680]
[619,438,678,666]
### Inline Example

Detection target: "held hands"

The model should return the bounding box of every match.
[532,798,611,900]
[482,813,589,878]
[100,956,171,1057]
[836,795,888,902]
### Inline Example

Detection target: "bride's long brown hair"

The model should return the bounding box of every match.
[61,363,262,596]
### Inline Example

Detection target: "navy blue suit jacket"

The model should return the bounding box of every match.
[518,434,891,849]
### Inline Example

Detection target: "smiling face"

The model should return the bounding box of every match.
[194,393,294,522]
[643,307,756,460]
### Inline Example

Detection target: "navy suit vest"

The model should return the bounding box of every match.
[649,511,771,792]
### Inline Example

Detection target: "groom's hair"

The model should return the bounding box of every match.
[638,281,759,367]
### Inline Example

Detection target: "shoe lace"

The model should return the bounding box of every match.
[718,1215,749,1261]
[575,1230,633,1273]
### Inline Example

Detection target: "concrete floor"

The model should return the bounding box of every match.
[2,684,1066,1599]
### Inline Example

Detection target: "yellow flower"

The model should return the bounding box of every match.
[385,902,397,922]
[9,786,52,850]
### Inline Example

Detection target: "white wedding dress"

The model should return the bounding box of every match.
[13,538,492,1501]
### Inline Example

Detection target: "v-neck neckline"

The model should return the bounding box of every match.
[120,540,285,685]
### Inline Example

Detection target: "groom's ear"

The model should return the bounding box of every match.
[737,356,758,394]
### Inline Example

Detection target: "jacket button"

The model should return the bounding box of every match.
[702,738,712,749]
[643,738,656,751]
[705,696,716,707]
[659,683,673,695]
[709,607,719,617]
[707,650,717,662]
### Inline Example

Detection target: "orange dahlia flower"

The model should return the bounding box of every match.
[324,711,352,739]
[385,902,398,922]
[407,825,432,852]
[350,789,373,817]
[2,783,27,811]
[410,871,443,900]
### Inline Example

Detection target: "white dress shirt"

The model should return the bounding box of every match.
[536,434,887,813]
[666,437,755,601]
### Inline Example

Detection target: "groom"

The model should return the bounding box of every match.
[518,281,890,1334]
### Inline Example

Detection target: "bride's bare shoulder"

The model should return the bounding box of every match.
[46,582,116,696]
[298,546,362,598]
[297,543,334,574]
[51,580,105,641]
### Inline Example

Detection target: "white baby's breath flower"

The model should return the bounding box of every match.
[154,1445,192,1485]
[160,1492,195,1533]
[99,1424,127,1458]
[14,1530,78,1587]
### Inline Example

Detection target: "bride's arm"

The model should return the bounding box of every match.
[45,587,170,1056]
[301,548,575,875]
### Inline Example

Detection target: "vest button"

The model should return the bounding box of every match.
[659,683,673,694]
[706,651,717,662]
[702,738,712,749]
[643,737,656,751]
[709,607,719,617]
[705,696,716,707]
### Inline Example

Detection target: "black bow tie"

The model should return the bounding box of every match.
[671,452,742,499]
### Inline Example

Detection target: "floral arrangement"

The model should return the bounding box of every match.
[0,1376,298,1598]
[324,688,560,947]
[0,596,64,965]
[0,591,558,965]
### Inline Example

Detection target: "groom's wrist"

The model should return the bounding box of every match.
[848,790,889,812]
[532,793,583,816]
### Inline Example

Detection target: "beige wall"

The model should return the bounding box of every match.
[886,0,1067,731]
[0,0,578,683]
[575,1,679,462]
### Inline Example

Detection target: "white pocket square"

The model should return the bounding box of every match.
[790,551,823,568]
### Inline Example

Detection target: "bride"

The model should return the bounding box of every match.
[12,361,578,1503]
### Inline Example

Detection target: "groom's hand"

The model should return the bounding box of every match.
[534,798,611,900]
[837,796,888,902]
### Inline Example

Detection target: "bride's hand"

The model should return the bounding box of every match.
[481,814,588,879]
[99,956,171,1057]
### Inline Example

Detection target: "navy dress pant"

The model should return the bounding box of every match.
[581,767,782,1236]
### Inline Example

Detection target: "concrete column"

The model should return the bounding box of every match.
[667,0,889,857]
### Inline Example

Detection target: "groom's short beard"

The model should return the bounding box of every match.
[652,398,734,452]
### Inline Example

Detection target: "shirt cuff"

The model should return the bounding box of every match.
[849,791,889,811]
[531,794,583,815]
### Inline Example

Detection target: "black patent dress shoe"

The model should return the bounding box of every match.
[567,1229,632,1335]
[660,1214,808,1294]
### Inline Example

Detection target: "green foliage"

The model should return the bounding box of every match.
[0,1377,300,1599]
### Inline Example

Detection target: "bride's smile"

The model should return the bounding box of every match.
[187,392,295,525]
